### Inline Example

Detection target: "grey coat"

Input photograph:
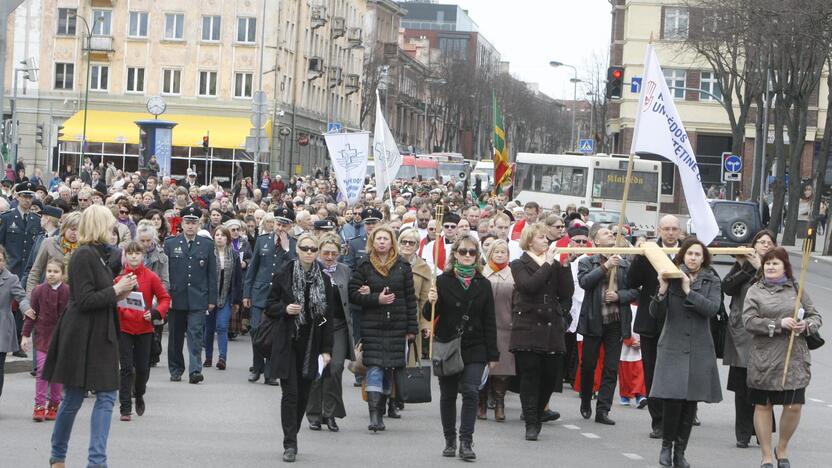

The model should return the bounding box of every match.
[743,280,822,391]
[25,236,67,294]
[721,261,757,368]
[326,262,356,361]
[576,255,639,339]
[146,246,170,291]
[649,266,723,403]
[0,269,30,352]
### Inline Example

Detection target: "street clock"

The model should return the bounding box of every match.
[146,96,167,117]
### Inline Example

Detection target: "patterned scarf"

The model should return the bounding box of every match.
[215,245,234,308]
[292,260,327,329]
[61,237,77,256]
[454,263,476,290]
[370,251,398,277]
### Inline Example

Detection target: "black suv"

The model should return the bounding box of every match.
[687,200,762,247]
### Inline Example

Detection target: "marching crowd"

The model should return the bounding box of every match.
[0,158,824,468]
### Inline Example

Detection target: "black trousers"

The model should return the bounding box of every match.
[439,362,485,442]
[640,334,663,431]
[580,322,623,414]
[729,366,756,443]
[118,332,152,414]
[564,332,578,383]
[281,340,314,450]
[150,322,164,365]
[662,399,697,445]
[0,352,5,399]
[307,323,348,420]
[515,351,560,426]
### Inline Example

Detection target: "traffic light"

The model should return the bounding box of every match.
[606,66,624,99]
[202,134,210,152]
[36,123,44,147]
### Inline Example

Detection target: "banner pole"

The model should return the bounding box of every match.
[429,204,445,359]
[782,226,813,387]
[608,152,635,291]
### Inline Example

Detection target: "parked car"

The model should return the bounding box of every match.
[687,200,762,247]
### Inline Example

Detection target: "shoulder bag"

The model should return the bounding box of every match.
[394,341,432,403]
[252,315,277,359]
[431,299,471,377]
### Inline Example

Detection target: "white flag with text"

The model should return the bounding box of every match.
[324,132,370,206]
[373,90,402,201]
[631,45,719,245]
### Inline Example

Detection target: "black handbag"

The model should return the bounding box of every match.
[394,342,432,403]
[431,308,469,377]
[252,315,277,359]
[806,330,825,350]
[710,300,728,359]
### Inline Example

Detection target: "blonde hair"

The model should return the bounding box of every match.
[519,222,548,251]
[486,239,510,262]
[444,236,482,274]
[366,225,398,258]
[296,232,318,252]
[60,211,82,237]
[78,204,116,245]
[318,232,342,253]
[397,227,420,246]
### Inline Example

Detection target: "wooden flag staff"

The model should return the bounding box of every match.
[608,152,637,291]
[429,204,445,359]
[781,227,813,388]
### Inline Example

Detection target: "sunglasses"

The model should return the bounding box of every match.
[456,248,478,257]
[400,240,417,246]
[443,224,457,229]
[298,246,318,253]
[78,198,89,202]
[552,224,565,228]
[572,239,589,244]
[119,210,130,215]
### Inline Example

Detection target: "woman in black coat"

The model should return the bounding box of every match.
[509,222,574,441]
[43,205,138,468]
[427,236,498,461]
[349,225,418,433]
[265,233,333,463]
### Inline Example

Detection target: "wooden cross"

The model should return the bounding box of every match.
[554,243,754,279]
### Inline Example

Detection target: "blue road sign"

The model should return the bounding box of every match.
[578,139,594,154]
[631,77,642,94]
[723,153,742,173]
[327,122,342,133]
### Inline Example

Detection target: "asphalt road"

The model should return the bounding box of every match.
[2,260,831,467]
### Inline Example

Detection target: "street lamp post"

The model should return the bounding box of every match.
[550,61,582,152]
[70,13,100,174]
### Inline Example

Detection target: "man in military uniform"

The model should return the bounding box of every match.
[164,205,217,384]
[342,208,382,270]
[242,206,296,385]
[0,182,43,357]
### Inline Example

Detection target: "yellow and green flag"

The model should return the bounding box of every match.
[492,91,511,192]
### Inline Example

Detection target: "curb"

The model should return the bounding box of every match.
[783,247,832,265]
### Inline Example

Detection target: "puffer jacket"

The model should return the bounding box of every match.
[743,280,822,391]
[349,256,418,368]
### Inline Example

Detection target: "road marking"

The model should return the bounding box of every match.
[622,453,643,460]
[827,404,832,408]
[563,424,581,430]
[581,432,601,439]
[809,398,825,403]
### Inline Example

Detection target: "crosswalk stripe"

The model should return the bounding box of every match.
[622,453,643,460]
[581,433,601,439]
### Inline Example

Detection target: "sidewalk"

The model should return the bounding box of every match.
[779,231,832,264]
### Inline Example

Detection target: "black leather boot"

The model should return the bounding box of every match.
[375,394,387,431]
[442,437,457,457]
[367,392,381,432]
[459,439,476,461]
[659,441,673,466]
[525,423,541,441]
[387,397,401,419]
[673,440,690,468]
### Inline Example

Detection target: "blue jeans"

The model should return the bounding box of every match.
[365,366,393,395]
[168,309,206,377]
[204,302,232,360]
[51,386,117,468]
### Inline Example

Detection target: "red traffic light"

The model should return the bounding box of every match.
[612,69,623,79]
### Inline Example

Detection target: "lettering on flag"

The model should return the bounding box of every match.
[324,132,369,206]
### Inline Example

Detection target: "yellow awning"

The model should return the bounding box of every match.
[58,110,271,150]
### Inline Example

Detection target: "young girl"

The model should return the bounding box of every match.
[0,245,33,406]
[116,241,170,421]
[22,259,69,421]
[618,305,647,408]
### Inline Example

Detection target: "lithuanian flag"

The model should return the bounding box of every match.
[492,91,511,192]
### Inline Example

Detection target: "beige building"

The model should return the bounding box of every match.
[607,0,829,213]
[3,0,367,183]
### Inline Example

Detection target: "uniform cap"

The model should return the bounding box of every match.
[274,206,296,224]
[14,181,36,195]
[42,204,64,219]
[360,208,383,221]
[181,204,203,220]
[314,219,336,230]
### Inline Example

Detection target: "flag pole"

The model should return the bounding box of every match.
[608,152,635,291]
[781,226,813,387]
[429,204,445,359]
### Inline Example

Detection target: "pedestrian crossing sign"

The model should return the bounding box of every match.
[578,139,594,154]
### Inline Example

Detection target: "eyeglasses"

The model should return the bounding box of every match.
[320,250,339,257]
[443,224,457,229]
[755,239,774,246]
[400,240,417,246]
[552,224,565,229]
[78,198,89,202]
[417,218,430,223]
[572,239,589,244]
[119,210,130,215]
[428,227,436,231]
[298,246,318,253]
[456,248,478,257]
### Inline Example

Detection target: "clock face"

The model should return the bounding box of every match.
[146,97,166,116]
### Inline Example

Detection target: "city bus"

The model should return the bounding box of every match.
[426,152,468,182]
[367,155,437,180]
[513,152,662,238]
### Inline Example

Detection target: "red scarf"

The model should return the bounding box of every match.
[488,260,508,272]
[433,235,448,270]
[510,219,526,241]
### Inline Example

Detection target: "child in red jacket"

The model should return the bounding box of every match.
[22,259,69,422]
[116,241,171,421]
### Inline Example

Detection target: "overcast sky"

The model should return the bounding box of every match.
[448,0,613,99]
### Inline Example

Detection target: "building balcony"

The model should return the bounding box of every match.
[87,35,114,57]
[90,0,116,6]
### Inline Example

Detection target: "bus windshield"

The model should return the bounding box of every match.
[591,169,659,203]
[515,163,587,197]
[397,165,417,179]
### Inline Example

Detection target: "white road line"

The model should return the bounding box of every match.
[809,398,825,403]
[581,432,601,439]
[621,453,643,460]
[563,424,581,430]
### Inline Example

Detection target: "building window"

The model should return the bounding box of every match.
[126,67,145,93]
[234,72,253,98]
[699,71,722,102]
[663,7,689,40]
[165,13,185,40]
[54,63,74,90]
[162,68,181,95]
[57,8,77,36]
[128,11,149,38]
[237,17,256,43]
[198,71,218,97]
[201,15,221,41]
[664,69,686,100]
[92,9,112,36]
[90,64,109,91]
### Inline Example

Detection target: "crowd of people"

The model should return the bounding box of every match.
[0,158,824,468]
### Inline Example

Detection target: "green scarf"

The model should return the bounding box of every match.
[454,263,476,290]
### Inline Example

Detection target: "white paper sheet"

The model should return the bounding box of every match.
[117,291,146,311]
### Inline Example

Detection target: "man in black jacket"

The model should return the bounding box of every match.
[576,226,638,426]
[626,214,681,439]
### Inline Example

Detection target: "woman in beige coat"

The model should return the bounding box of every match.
[482,239,514,421]
[743,247,822,468]
[26,212,82,294]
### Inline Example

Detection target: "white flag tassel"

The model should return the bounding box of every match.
[324,132,370,206]
[373,90,402,204]
[630,45,719,245]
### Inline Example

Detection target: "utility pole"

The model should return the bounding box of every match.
[0,1,27,125]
